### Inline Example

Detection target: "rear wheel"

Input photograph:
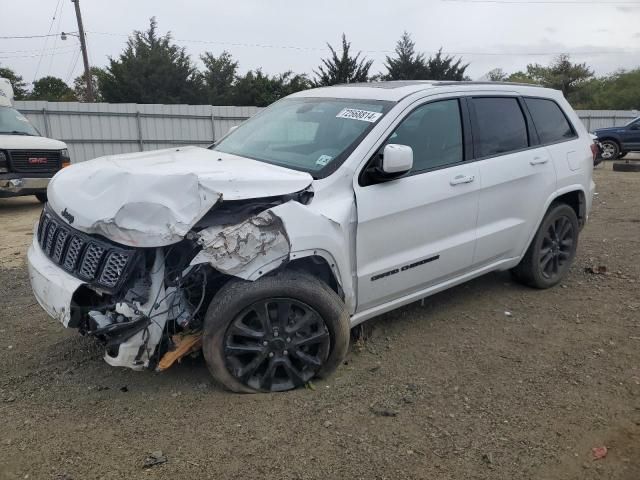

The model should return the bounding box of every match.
[202,270,350,393]
[511,203,579,289]
[35,192,47,203]
[599,140,619,160]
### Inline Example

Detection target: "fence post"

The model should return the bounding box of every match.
[585,115,591,132]
[42,107,51,137]
[211,111,216,143]
[135,111,144,151]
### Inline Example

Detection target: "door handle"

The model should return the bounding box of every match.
[450,174,475,186]
[530,157,549,165]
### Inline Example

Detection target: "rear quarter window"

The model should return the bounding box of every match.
[471,97,529,158]
[524,97,576,144]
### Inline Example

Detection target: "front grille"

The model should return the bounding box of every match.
[8,150,61,173]
[37,206,139,292]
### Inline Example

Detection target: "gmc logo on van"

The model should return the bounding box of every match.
[28,157,48,164]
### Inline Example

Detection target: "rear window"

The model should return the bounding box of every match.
[471,97,529,157]
[524,98,575,144]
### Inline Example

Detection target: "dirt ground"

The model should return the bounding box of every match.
[1,160,639,480]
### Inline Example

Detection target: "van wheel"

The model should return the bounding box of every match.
[511,203,579,289]
[35,192,47,203]
[202,270,350,393]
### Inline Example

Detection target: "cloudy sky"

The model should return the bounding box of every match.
[2,0,640,88]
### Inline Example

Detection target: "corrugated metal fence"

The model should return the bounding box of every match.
[576,110,638,132]
[13,101,261,163]
[12,101,639,163]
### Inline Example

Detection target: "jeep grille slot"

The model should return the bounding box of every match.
[37,206,139,292]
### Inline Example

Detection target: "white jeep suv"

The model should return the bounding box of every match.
[28,81,595,393]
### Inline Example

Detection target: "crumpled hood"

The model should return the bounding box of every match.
[47,146,313,247]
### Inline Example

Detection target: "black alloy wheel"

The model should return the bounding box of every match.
[223,298,331,392]
[538,215,574,281]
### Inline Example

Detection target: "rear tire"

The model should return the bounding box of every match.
[202,270,350,393]
[511,203,579,289]
[35,192,47,203]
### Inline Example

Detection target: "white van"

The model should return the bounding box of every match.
[0,78,70,202]
[28,81,595,393]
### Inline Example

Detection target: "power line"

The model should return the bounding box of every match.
[0,45,79,54]
[0,46,78,60]
[47,0,66,77]
[65,47,82,83]
[0,33,61,39]
[86,31,640,57]
[33,0,63,83]
[442,0,640,4]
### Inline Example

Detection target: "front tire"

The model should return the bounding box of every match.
[511,203,579,289]
[599,140,619,160]
[202,270,350,393]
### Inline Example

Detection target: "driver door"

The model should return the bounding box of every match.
[623,119,640,150]
[354,98,480,312]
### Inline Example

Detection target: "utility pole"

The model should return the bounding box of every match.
[71,0,94,102]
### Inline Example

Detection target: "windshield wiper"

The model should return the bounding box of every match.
[0,131,34,136]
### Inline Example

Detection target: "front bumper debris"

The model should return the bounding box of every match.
[0,176,50,197]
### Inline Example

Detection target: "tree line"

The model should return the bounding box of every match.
[1,19,638,110]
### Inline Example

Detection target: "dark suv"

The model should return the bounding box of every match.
[594,117,640,160]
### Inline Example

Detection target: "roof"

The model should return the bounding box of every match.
[290,80,556,102]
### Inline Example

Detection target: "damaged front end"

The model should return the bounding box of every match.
[32,189,312,372]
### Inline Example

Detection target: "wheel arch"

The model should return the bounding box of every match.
[598,136,622,152]
[519,186,587,260]
[283,252,344,299]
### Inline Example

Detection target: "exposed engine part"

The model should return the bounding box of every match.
[88,310,115,330]
[165,287,193,328]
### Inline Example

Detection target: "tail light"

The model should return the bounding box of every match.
[590,143,598,162]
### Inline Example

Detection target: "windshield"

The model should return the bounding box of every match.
[0,107,39,136]
[625,117,640,127]
[212,97,392,177]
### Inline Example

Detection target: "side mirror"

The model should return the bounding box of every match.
[381,144,413,175]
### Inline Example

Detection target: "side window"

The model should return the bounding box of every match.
[472,97,529,157]
[524,97,575,144]
[385,99,463,173]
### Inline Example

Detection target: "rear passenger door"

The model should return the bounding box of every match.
[469,96,557,266]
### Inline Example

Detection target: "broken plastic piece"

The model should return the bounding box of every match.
[191,210,290,279]
[157,333,203,372]
[591,446,608,460]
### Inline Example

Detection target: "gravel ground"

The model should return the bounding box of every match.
[0,161,639,480]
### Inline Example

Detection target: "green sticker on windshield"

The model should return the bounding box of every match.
[316,155,333,166]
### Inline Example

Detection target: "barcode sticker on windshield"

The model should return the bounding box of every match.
[336,108,382,123]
